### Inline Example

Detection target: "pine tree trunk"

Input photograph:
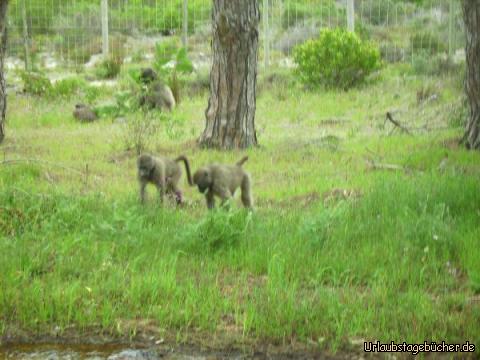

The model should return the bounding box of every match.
[463,0,480,149]
[0,0,8,144]
[199,0,259,149]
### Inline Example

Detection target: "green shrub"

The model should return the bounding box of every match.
[19,71,53,96]
[84,86,101,105]
[293,28,381,89]
[51,77,86,99]
[95,57,123,79]
[153,42,194,104]
[121,111,160,155]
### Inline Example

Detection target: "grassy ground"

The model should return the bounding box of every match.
[0,65,479,355]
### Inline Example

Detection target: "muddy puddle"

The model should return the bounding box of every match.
[0,344,245,360]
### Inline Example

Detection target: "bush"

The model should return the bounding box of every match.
[153,42,194,104]
[293,28,381,89]
[19,71,53,96]
[51,77,86,99]
[121,111,160,155]
[95,57,123,79]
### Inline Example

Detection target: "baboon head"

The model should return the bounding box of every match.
[75,103,87,109]
[140,68,158,84]
[193,168,212,193]
[137,154,155,179]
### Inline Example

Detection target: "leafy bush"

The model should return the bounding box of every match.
[19,71,53,96]
[95,56,123,79]
[293,28,381,89]
[51,77,86,99]
[154,42,194,104]
[84,86,101,105]
[121,111,160,155]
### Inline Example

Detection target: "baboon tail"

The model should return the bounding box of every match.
[236,156,249,167]
[175,155,194,186]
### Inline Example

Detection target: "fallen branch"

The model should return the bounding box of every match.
[385,112,412,135]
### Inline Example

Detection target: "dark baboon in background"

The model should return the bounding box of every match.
[73,104,98,122]
[139,68,176,112]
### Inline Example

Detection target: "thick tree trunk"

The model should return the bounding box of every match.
[0,0,8,144]
[463,0,480,149]
[200,0,259,149]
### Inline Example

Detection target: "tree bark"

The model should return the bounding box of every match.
[200,0,259,149]
[463,0,480,149]
[0,0,8,144]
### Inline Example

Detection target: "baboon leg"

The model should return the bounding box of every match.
[139,181,147,204]
[216,187,233,209]
[206,191,215,209]
[156,165,166,204]
[168,181,183,205]
[241,175,253,208]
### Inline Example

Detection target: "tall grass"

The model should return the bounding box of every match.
[1,172,479,348]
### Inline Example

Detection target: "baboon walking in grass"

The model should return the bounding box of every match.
[193,156,253,209]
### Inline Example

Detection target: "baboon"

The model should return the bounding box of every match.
[73,103,98,122]
[161,29,176,36]
[137,154,193,205]
[140,68,158,84]
[193,157,253,209]
[139,68,176,112]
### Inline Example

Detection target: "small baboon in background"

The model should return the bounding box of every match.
[139,68,176,112]
[140,68,158,84]
[137,153,193,205]
[73,104,98,122]
[193,156,253,209]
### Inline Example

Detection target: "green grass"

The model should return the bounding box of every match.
[1,64,479,352]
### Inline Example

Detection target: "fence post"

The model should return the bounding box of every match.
[101,0,109,58]
[182,0,188,49]
[448,0,454,57]
[263,0,269,69]
[347,0,355,32]
[21,0,31,71]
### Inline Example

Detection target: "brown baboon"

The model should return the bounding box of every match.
[73,103,98,122]
[139,68,176,112]
[193,156,253,209]
[137,154,193,205]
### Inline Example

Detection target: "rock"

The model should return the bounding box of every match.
[107,349,159,360]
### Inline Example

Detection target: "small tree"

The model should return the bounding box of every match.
[462,0,480,149]
[199,0,259,149]
[0,0,8,144]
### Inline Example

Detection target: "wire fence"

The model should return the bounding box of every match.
[5,0,465,72]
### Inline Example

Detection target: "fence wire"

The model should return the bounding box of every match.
[5,0,465,72]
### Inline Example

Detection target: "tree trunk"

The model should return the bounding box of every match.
[0,0,8,144]
[463,0,480,149]
[200,0,259,149]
